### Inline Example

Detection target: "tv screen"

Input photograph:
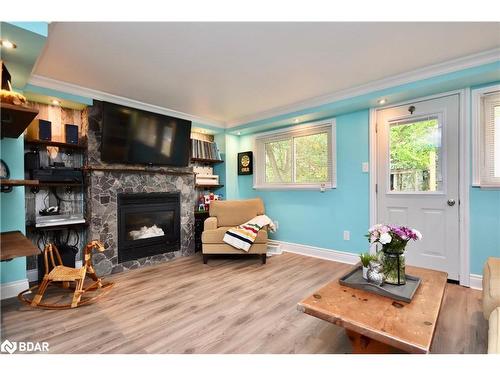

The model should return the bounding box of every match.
[100,102,192,167]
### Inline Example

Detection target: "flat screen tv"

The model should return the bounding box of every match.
[100,102,192,167]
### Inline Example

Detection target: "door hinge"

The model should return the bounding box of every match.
[375,123,378,133]
[375,184,378,193]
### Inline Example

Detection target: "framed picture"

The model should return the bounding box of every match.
[238,151,253,175]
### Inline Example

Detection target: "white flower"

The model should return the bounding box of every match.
[379,232,392,244]
[414,230,422,240]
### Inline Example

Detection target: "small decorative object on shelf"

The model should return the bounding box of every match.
[366,260,385,286]
[0,159,12,193]
[367,224,422,285]
[359,252,376,280]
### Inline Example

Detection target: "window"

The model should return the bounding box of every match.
[472,86,500,187]
[254,120,335,190]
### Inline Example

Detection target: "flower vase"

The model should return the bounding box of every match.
[362,266,368,280]
[381,246,406,285]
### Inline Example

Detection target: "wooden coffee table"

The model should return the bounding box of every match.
[298,265,447,354]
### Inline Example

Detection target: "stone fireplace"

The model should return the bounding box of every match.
[86,100,196,276]
[117,192,180,263]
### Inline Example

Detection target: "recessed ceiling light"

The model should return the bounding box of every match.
[294,119,299,123]
[51,99,61,106]
[0,39,17,49]
[377,99,387,105]
[237,132,241,135]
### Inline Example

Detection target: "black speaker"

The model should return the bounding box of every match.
[38,119,52,141]
[24,151,40,178]
[65,124,79,145]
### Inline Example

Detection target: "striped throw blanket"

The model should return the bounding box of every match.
[223,215,276,252]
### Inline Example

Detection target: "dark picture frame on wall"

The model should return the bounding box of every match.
[238,151,253,175]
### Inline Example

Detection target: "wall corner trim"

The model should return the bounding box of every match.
[274,240,359,265]
[1,279,29,300]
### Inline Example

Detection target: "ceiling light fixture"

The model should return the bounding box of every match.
[237,132,241,135]
[294,119,299,123]
[0,39,17,49]
[51,99,61,106]
[377,98,387,105]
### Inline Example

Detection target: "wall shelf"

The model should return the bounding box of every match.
[36,182,83,188]
[25,139,87,150]
[191,158,224,165]
[0,231,40,261]
[0,103,39,139]
[195,184,224,189]
[26,221,88,232]
[0,179,39,187]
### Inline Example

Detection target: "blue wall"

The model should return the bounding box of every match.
[0,138,27,284]
[229,82,500,276]
[470,189,500,274]
[469,82,500,274]
[234,110,370,253]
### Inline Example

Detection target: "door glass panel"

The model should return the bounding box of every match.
[265,139,292,183]
[389,116,442,192]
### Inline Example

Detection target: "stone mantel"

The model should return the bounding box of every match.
[84,165,194,176]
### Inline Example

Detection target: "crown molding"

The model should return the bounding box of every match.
[227,48,500,127]
[27,75,227,128]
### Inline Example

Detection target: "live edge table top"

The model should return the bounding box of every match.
[297,265,448,354]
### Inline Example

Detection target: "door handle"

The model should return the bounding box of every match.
[447,199,456,207]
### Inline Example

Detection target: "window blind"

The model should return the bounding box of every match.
[481,92,500,186]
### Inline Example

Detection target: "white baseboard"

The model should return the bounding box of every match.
[274,239,484,290]
[27,260,83,283]
[1,279,29,300]
[469,274,483,290]
[273,240,359,265]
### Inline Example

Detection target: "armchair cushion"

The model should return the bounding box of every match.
[209,198,265,227]
[202,227,268,244]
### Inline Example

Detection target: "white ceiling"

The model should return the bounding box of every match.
[33,22,500,126]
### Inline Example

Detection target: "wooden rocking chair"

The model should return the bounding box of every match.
[18,240,114,309]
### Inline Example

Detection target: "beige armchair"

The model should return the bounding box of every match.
[201,198,268,264]
[483,257,500,354]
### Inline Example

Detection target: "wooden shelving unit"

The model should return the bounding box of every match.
[0,231,40,261]
[25,139,87,150]
[0,179,39,187]
[0,103,39,139]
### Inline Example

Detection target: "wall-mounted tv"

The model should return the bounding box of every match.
[100,102,192,167]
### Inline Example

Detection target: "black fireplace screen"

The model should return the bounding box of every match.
[117,192,180,263]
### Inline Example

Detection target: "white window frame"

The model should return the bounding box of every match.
[472,84,500,188]
[253,119,336,190]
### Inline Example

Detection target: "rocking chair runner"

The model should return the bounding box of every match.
[19,240,114,309]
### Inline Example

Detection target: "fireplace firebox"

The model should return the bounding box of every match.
[117,192,180,263]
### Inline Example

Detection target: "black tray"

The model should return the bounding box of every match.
[338,266,421,303]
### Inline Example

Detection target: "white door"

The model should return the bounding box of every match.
[376,94,460,280]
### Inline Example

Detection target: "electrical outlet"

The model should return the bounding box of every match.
[343,230,350,241]
[274,221,279,230]
[362,162,369,172]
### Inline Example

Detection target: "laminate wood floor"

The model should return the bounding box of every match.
[0,252,488,354]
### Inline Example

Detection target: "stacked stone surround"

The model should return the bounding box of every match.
[87,101,196,275]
